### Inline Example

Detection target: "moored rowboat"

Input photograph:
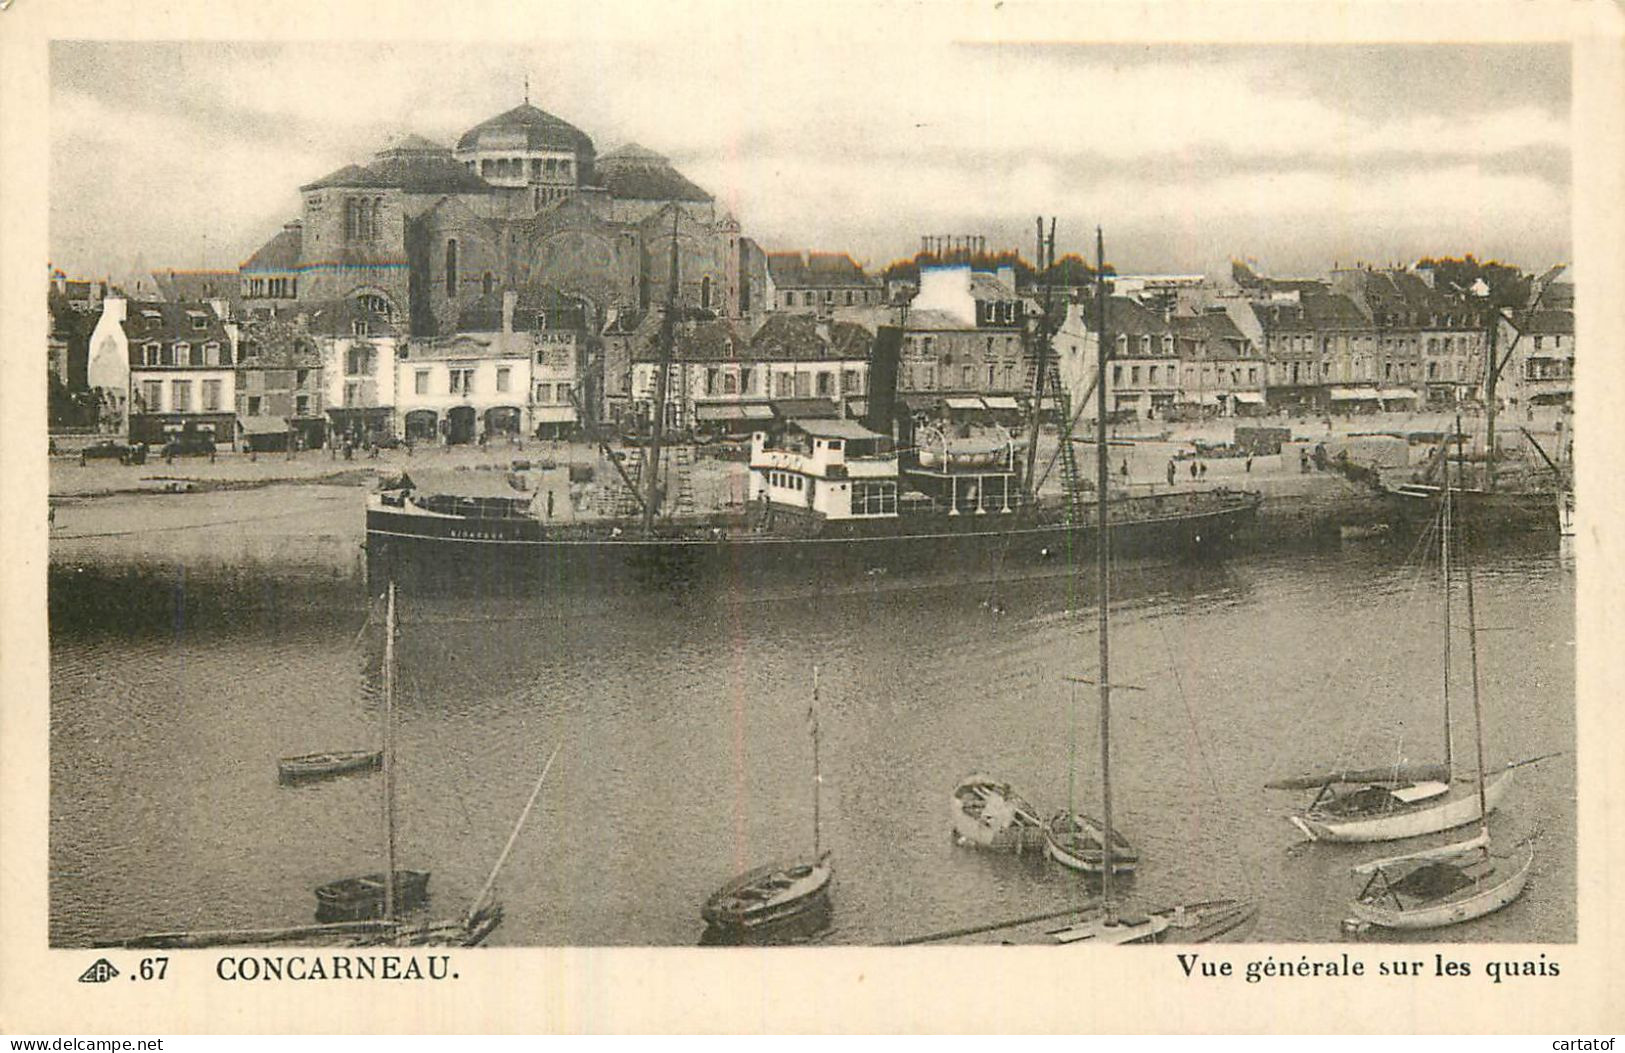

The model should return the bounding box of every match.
[1044,811,1139,874]
[314,869,430,922]
[278,749,382,783]
[701,854,833,931]
[951,774,1046,852]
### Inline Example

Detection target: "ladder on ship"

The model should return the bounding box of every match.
[1024,355,1086,523]
[605,448,645,517]
[667,445,696,517]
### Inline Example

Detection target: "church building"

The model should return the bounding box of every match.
[241,98,759,340]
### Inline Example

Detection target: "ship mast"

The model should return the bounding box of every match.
[1441,423,1453,778]
[642,205,682,535]
[1094,226,1115,923]
[1456,413,1491,843]
[1022,217,1057,502]
[382,582,397,923]
[1481,264,1564,493]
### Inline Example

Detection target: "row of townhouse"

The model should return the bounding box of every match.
[84,286,595,449]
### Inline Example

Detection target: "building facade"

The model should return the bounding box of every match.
[117,301,238,446]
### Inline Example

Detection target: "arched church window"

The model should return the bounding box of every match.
[701,277,712,312]
[483,273,495,296]
[445,240,458,298]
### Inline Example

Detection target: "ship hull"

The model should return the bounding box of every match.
[1383,485,1557,536]
[365,492,1260,594]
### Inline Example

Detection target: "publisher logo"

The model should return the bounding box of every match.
[78,958,120,983]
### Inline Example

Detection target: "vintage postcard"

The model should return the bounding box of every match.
[2,0,1622,1034]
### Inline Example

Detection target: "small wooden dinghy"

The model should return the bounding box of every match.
[701,854,833,933]
[1044,811,1139,875]
[951,774,1046,852]
[314,869,430,922]
[278,750,382,783]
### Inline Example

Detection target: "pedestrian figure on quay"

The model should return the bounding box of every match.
[1121,458,1129,479]
[1189,460,1198,480]
[1245,456,1253,473]
[547,490,556,519]
[1198,461,1207,479]
[1166,459,1176,486]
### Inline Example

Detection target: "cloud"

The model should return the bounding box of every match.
[47,40,1573,281]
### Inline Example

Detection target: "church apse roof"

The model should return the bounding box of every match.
[300,163,394,191]
[596,143,712,203]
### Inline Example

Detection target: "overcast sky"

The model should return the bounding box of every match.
[50,39,1571,285]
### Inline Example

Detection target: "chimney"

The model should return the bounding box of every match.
[862,325,904,441]
[502,289,517,334]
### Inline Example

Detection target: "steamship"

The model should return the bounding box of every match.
[365,327,1261,593]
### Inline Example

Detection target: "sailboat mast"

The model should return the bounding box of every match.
[642,205,681,535]
[811,664,822,858]
[1095,226,1115,920]
[1442,427,1453,778]
[383,583,397,923]
[1456,414,1491,841]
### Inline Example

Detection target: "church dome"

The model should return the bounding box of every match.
[456,103,595,155]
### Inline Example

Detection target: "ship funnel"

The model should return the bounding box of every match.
[863,325,904,440]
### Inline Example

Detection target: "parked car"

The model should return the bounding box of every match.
[80,440,147,466]
[162,433,217,461]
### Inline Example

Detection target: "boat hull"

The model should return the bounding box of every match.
[366,491,1260,595]
[950,777,1046,852]
[1347,843,1533,931]
[1384,485,1556,536]
[314,870,431,922]
[1044,899,1256,945]
[701,858,833,933]
[1292,770,1512,843]
[278,750,382,783]
[1043,814,1138,875]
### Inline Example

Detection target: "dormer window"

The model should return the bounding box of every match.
[143,341,162,366]
[190,313,208,331]
[174,342,191,365]
[353,319,370,337]
[203,342,221,366]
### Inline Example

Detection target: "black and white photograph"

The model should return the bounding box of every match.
[4,0,1621,1036]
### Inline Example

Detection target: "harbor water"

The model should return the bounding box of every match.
[49,537,1575,946]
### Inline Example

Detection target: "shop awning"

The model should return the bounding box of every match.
[898,393,940,412]
[532,406,576,423]
[1183,394,1221,405]
[790,419,886,440]
[239,415,290,435]
[695,402,774,422]
[1233,391,1266,404]
[982,395,1021,411]
[771,398,839,419]
[944,396,987,410]
[1329,387,1380,401]
[1377,388,1418,401]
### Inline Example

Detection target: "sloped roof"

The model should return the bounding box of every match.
[1513,309,1573,336]
[368,154,494,195]
[631,320,745,363]
[751,314,872,360]
[120,301,230,344]
[241,227,303,273]
[455,103,594,155]
[599,142,665,163]
[377,134,449,158]
[302,297,401,337]
[968,272,1018,300]
[152,270,240,304]
[1073,295,1172,337]
[1301,291,1370,329]
[596,158,711,203]
[300,163,394,191]
[769,252,876,288]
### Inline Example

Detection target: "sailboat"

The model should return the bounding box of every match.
[1342,423,1535,933]
[701,665,833,939]
[123,583,561,950]
[1039,228,1253,945]
[1045,680,1138,877]
[1270,430,1550,842]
